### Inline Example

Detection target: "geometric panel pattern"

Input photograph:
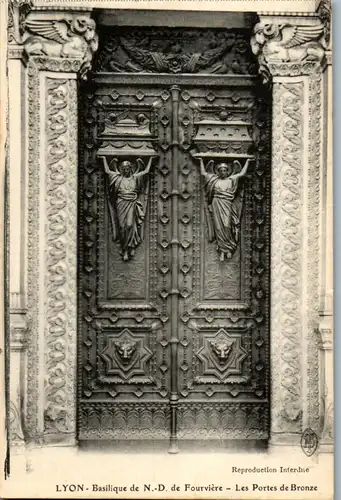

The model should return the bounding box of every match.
[195,327,250,384]
[98,328,154,384]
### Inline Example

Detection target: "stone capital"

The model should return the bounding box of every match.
[251,10,330,82]
[11,6,99,79]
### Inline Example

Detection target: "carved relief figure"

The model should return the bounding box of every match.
[100,156,156,261]
[251,22,325,64]
[197,157,254,261]
[23,16,98,79]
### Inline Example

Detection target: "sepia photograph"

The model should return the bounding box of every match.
[0,0,334,498]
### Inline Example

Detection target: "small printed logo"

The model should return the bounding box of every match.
[301,428,319,457]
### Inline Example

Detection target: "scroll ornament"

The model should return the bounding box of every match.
[8,0,33,44]
[22,16,98,79]
[251,21,326,83]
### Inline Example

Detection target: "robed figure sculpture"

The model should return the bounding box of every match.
[197,157,254,261]
[99,156,155,261]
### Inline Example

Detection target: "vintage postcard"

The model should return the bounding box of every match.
[0,0,334,498]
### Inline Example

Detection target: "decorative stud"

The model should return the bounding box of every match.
[160,314,169,323]
[110,90,120,101]
[135,313,144,323]
[109,314,119,324]
[180,338,189,347]
[180,288,190,298]
[160,265,169,275]
[160,214,170,225]
[181,264,190,274]
[204,313,214,323]
[181,215,190,225]
[160,239,169,249]
[161,115,170,127]
[160,164,170,176]
[135,90,145,101]
[160,289,169,299]
[206,91,216,102]
[181,312,190,323]
[230,388,239,397]
[161,90,170,101]
[181,90,191,101]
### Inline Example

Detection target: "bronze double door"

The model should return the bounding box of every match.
[78,73,270,445]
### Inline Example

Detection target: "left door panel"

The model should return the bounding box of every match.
[78,83,173,439]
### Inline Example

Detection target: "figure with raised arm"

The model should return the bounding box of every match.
[197,157,254,261]
[99,155,155,261]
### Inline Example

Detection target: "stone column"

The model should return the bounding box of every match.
[11,7,98,446]
[251,9,331,447]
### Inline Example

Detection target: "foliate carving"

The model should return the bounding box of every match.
[94,28,258,75]
[23,16,98,79]
[26,62,41,439]
[100,156,156,261]
[197,157,253,261]
[44,78,77,435]
[251,21,326,82]
[271,82,304,432]
[79,403,170,439]
[8,0,32,45]
[307,72,323,432]
[177,402,269,439]
[318,0,332,48]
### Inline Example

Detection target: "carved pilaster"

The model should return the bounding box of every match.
[270,80,304,438]
[22,8,97,446]
[251,10,328,446]
[25,60,80,444]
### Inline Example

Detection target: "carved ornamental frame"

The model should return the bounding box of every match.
[7,3,333,451]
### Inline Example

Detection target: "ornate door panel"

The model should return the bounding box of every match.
[78,27,271,444]
[79,85,175,439]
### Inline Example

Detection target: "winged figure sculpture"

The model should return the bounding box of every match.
[23,16,98,78]
[251,22,326,64]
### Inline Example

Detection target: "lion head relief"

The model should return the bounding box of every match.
[209,339,233,364]
[114,339,137,364]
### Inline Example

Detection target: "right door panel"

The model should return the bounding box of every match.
[175,83,271,440]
